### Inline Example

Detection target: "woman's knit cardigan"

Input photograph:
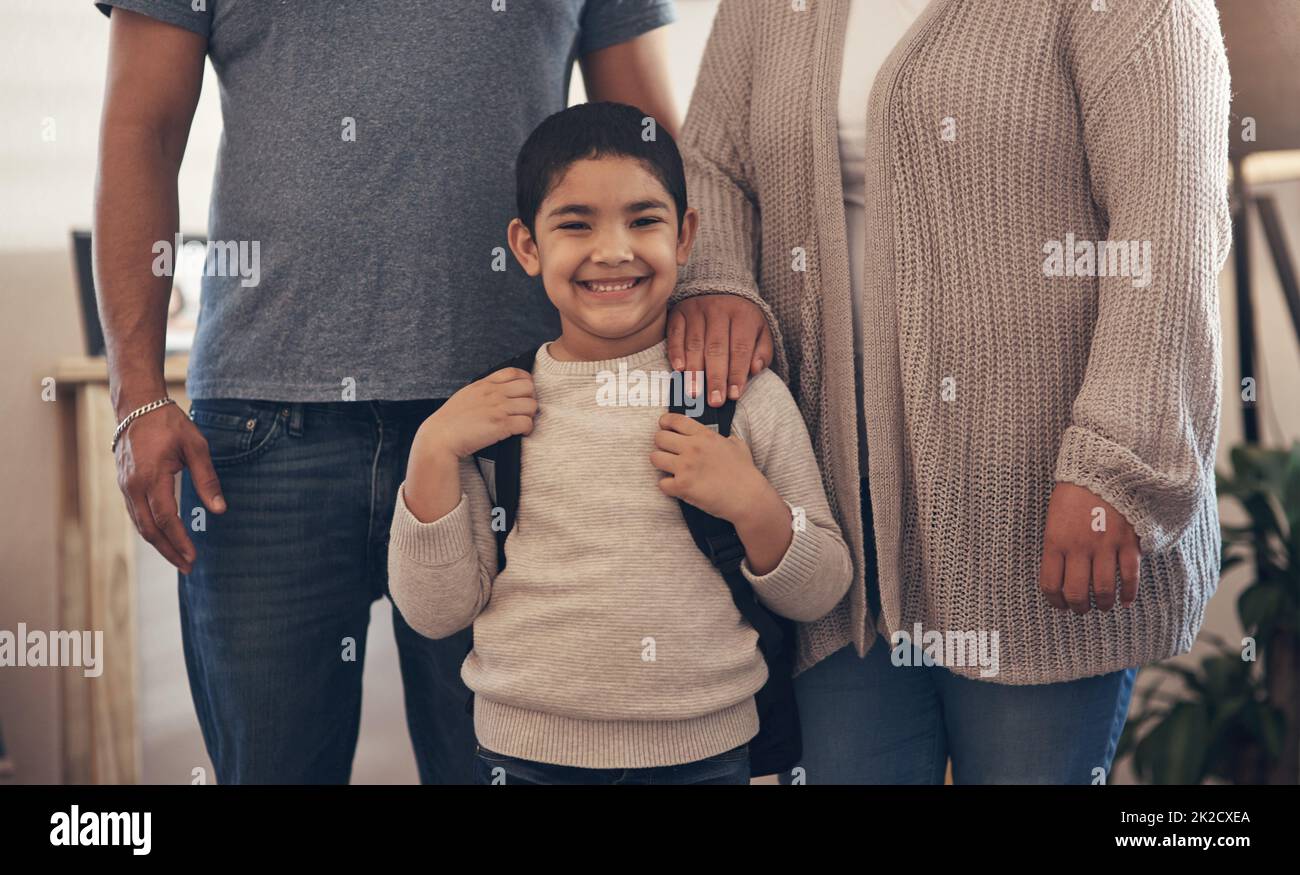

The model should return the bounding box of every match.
[671,0,1233,684]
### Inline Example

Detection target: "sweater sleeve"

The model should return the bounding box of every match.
[1054,0,1231,556]
[387,456,499,639]
[730,370,854,622]
[670,0,788,378]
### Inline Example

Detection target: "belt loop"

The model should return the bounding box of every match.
[285,403,304,437]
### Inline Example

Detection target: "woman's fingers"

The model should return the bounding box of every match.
[667,306,688,371]
[1038,548,1067,610]
[1118,545,1141,606]
[726,310,759,400]
[703,312,730,407]
[1063,552,1092,614]
[1092,550,1118,612]
[752,322,772,376]
[681,301,708,387]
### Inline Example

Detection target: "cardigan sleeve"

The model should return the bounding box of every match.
[387,457,500,639]
[1054,0,1232,555]
[671,0,788,378]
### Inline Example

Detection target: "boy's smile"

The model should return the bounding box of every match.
[575,275,650,298]
[508,155,698,361]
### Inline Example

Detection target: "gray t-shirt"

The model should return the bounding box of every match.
[95,0,676,401]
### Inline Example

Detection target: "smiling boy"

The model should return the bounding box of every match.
[387,102,852,784]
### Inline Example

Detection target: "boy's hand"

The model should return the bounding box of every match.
[650,412,774,524]
[415,367,538,461]
[403,367,536,524]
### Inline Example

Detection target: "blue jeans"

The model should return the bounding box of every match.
[473,743,751,785]
[779,640,1136,784]
[178,398,475,784]
[779,476,1137,785]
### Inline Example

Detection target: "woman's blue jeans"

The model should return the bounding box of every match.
[780,477,1137,785]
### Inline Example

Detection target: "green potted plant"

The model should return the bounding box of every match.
[1116,441,1299,784]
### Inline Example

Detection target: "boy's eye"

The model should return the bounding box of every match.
[557,222,589,231]
[632,217,662,227]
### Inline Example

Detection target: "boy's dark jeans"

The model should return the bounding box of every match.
[474,743,751,785]
[178,397,475,784]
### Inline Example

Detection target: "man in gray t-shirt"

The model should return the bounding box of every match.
[93,0,782,785]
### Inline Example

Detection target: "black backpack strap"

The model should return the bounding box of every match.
[667,375,785,661]
[463,346,538,715]
[470,346,539,572]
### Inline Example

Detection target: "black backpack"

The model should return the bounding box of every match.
[459,346,801,778]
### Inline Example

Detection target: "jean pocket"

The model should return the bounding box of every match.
[189,399,287,466]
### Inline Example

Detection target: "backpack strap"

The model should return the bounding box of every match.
[461,346,538,716]
[469,346,539,573]
[668,374,785,662]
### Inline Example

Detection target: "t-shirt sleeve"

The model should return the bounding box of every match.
[578,0,677,57]
[94,0,213,39]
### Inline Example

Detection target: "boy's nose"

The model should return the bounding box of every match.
[590,230,634,265]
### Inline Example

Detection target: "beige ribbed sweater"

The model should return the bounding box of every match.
[672,0,1232,683]
[388,340,853,768]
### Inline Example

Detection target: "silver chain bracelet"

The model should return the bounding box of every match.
[111,397,177,453]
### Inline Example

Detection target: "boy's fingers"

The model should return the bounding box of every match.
[704,316,729,407]
[497,375,535,395]
[648,450,679,473]
[655,472,683,498]
[666,307,687,371]
[503,396,538,416]
[506,414,535,436]
[652,428,688,453]
[658,412,705,435]
[489,367,532,383]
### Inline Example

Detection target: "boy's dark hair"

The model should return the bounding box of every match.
[515,101,687,235]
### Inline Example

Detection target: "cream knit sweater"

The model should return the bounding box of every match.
[672,0,1232,684]
[388,340,853,768]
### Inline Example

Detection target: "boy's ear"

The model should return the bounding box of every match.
[507,218,542,277]
[676,206,700,266]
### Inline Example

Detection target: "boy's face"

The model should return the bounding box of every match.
[508,156,698,351]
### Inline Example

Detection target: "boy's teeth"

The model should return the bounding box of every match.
[584,278,638,292]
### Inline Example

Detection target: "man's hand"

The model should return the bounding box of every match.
[667,294,773,407]
[1039,482,1141,613]
[115,403,225,574]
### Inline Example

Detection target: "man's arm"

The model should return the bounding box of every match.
[580,26,681,139]
[96,8,224,572]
